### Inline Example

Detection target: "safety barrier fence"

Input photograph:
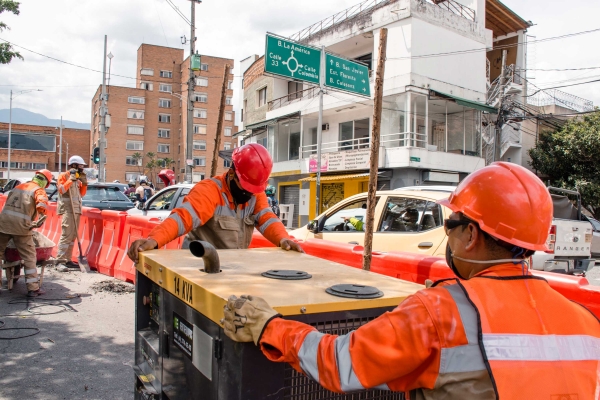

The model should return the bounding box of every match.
[1,194,598,317]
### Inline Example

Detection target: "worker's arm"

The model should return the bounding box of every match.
[258,294,440,393]
[34,187,49,215]
[79,171,87,197]
[147,180,222,248]
[253,192,291,245]
[57,172,73,194]
[344,217,364,231]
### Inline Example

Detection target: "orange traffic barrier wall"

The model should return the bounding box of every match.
[114,216,162,283]
[95,210,128,277]
[73,208,103,269]
[249,230,276,248]
[0,194,6,210]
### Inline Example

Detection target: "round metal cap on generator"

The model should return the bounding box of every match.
[261,270,312,280]
[326,284,384,299]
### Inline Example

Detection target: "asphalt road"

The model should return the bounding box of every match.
[586,265,600,286]
[0,268,134,400]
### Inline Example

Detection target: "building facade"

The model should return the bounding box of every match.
[91,44,237,185]
[0,122,90,182]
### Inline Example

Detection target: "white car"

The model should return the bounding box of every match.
[127,184,193,220]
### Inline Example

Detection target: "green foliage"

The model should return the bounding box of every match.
[529,111,600,219]
[0,0,23,64]
[131,152,143,176]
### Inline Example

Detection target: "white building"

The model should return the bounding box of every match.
[239,0,532,226]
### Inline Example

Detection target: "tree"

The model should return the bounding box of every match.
[145,152,157,183]
[0,1,23,64]
[131,152,144,178]
[160,157,175,170]
[529,111,600,220]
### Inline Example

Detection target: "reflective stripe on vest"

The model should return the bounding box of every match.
[1,209,32,221]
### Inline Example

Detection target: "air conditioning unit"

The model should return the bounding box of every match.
[322,123,329,131]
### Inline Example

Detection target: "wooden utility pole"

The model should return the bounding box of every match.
[363,28,387,271]
[210,64,230,177]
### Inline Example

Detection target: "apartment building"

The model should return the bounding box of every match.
[91,44,237,185]
[0,122,90,181]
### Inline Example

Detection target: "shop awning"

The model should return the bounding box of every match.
[244,112,300,130]
[430,90,498,114]
[299,172,371,182]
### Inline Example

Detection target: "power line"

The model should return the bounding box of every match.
[524,66,600,72]
[165,0,191,26]
[525,78,600,97]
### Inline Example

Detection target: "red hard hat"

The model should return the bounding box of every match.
[35,169,53,188]
[231,143,273,193]
[438,162,553,251]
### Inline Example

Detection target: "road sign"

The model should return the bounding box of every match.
[264,34,321,84]
[410,157,421,162]
[325,53,370,97]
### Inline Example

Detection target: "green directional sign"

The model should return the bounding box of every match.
[325,53,370,97]
[264,34,321,84]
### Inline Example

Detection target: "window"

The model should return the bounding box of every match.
[175,188,192,208]
[157,144,170,153]
[223,142,231,150]
[147,188,177,211]
[158,114,171,123]
[83,187,130,202]
[224,127,232,136]
[127,109,144,119]
[196,77,208,87]
[226,96,232,105]
[126,156,142,166]
[339,119,370,151]
[193,157,206,166]
[193,108,207,118]
[258,87,267,107]
[128,96,145,104]
[193,140,206,150]
[160,70,172,78]
[289,132,300,160]
[140,81,153,91]
[228,81,233,89]
[127,125,144,135]
[159,83,172,93]
[200,63,208,71]
[158,129,170,138]
[225,111,232,121]
[224,159,232,168]
[194,124,206,134]
[159,98,171,108]
[322,199,371,232]
[378,198,442,232]
[192,173,205,183]
[126,140,144,150]
[194,92,207,103]
[125,172,138,181]
[288,81,302,100]
[140,68,154,76]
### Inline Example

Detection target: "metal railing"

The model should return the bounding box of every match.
[427,0,475,22]
[268,87,320,111]
[527,88,595,113]
[300,132,427,158]
[289,0,392,43]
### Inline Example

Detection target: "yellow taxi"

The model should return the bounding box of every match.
[289,189,452,256]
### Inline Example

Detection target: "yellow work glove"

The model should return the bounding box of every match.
[222,295,280,345]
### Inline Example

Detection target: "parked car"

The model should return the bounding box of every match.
[584,216,600,259]
[2,178,58,199]
[79,183,134,211]
[127,184,193,220]
[289,190,451,256]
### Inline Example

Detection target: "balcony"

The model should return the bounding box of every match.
[300,132,427,158]
[268,87,320,112]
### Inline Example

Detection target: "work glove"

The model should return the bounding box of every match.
[70,169,78,181]
[222,295,280,345]
[78,171,87,185]
[279,238,304,253]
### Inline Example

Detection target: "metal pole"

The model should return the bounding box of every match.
[59,116,63,173]
[186,0,197,183]
[315,45,325,218]
[7,90,12,180]
[99,35,108,182]
[65,142,68,173]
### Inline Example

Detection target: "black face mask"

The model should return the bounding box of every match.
[445,243,468,280]
[228,176,253,205]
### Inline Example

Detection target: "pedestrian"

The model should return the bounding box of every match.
[0,170,51,296]
[125,179,137,199]
[128,143,303,262]
[56,156,88,269]
[223,162,600,398]
[135,179,154,205]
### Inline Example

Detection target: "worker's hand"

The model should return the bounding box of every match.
[222,295,280,345]
[280,238,304,253]
[343,217,350,222]
[127,238,158,263]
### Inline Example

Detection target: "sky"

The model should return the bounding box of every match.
[0,0,599,124]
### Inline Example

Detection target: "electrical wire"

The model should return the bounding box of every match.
[524,66,600,72]
[165,0,191,26]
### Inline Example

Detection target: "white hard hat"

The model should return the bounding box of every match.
[68,155,87,166]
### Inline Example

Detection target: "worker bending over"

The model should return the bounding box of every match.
[223,162,600,398]
[128,143,302,261]
[56,156,88,269]
[0,170,51,297]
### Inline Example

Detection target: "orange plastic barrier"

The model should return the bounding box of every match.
[95,210,127,277]
[114,215,162,283]
[249,230,276,248]
[0,194,6,210]
[532,270,600,318]
[72,208,103,269]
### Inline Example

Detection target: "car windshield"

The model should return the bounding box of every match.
[83,187,130,202]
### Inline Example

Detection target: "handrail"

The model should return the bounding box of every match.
[428,0,475,22]
[527,88,595,113]
[268,87,320,111]
[300,132,427,157]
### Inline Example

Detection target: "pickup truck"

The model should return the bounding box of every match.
[531,187,596,274]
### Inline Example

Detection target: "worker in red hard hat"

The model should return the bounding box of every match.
[223,162,600,399]
[128,143,303,262]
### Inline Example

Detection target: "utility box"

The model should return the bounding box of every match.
[191,54,201,71]
[134,248,422,399]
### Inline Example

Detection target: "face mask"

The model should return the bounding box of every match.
[445,242,529,280]
[228,176,253,204]
[445,243,468,280]
[32,176,47,188]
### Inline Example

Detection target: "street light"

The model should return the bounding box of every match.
[56,138,69,173]
[8,89,42,180]
[107,52,114,87]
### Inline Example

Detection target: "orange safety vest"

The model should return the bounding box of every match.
[0,181,48,235]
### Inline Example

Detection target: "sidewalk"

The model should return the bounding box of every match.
[0,268,134,400]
